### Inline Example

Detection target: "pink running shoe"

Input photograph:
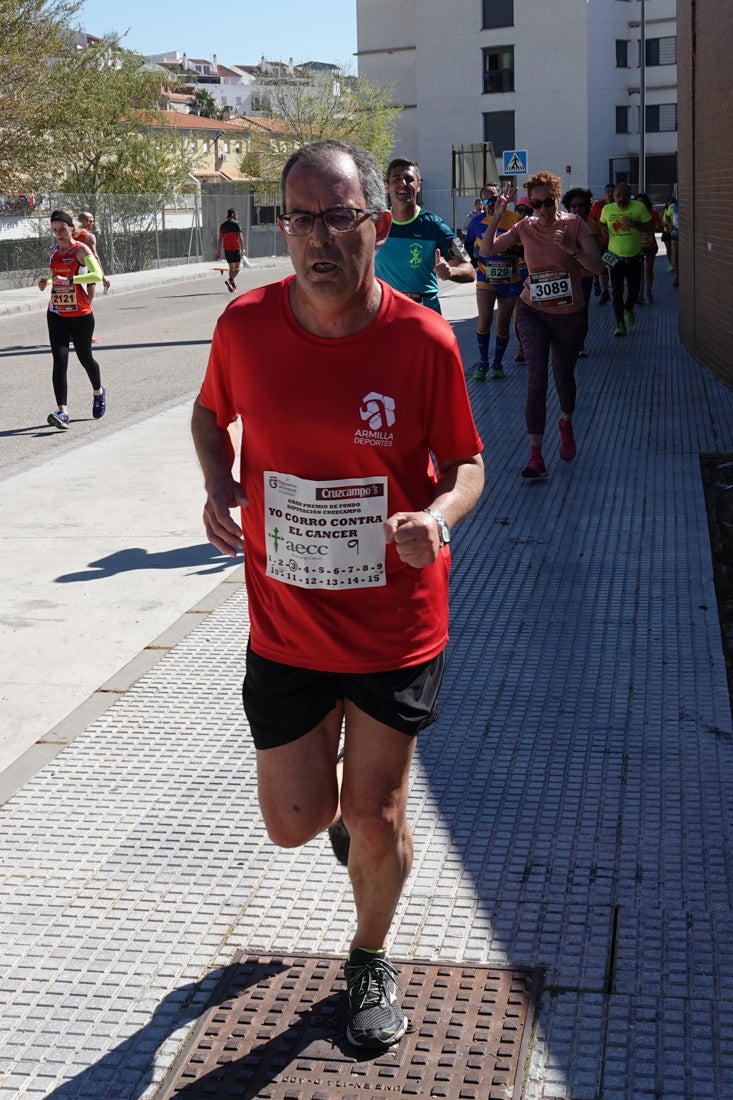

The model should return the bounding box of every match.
[520,451,547,479]
[559,419,577,461]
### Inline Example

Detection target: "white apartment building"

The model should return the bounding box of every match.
[356,0,677,225]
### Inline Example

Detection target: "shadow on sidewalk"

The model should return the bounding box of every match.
[55,543,236,582]
[43,965,280,1100]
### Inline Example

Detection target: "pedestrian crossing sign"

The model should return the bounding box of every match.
[503,149,528,175]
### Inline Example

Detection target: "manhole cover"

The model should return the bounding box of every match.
[156,952,541,1099]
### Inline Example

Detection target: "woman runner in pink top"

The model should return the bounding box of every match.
[479,172,605,479]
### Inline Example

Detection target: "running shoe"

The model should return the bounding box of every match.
[472,364,488,382]
[559,418,577,461]
[520,452,547,480]
[490,363,506,380]
[327,750,349,865]
[328,816,350,866]
[225,279,234,292]
[514,351,526,363]
[344,949,406,1049]
[599,290,610,305]
[613,323,626,337]
[92,387,107,419]
[624,310,635,328]
[47,410,70,430]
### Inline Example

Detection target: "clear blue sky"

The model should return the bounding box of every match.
[76,0,358,70]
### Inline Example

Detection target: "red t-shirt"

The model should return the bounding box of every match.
[199,276,483,673]
[47,241,92,317]
[219,219,241,251]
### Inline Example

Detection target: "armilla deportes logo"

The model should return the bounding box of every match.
[355,391,396,447]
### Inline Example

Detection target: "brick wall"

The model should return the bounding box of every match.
[677,1,733,388]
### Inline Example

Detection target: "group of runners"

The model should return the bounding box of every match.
[36,204,254,431]
[461,176,678,478]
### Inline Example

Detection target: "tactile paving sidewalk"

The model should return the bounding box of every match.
[155,953,540,1099]
[1,267,733,1099]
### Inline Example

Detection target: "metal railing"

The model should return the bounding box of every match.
[0,191,289,290]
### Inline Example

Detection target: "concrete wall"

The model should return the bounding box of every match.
[677,1,733,387]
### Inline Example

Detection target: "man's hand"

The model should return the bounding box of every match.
[203,477,249,556]
[433,248,452,282]
[384,511,442,568]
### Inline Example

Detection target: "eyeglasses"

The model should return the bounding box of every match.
[530,197,557,210]
[280,207,378,236]
[481,197,497,206]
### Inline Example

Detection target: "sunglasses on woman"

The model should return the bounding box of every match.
[530,197,557,210]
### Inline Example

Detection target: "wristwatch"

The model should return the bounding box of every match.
[422,507,451,545]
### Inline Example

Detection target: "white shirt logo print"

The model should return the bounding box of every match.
[360,392,396,431]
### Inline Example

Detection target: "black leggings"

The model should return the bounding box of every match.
[610,254,643,323]
[47,310,101,406]
[516,300,586,436]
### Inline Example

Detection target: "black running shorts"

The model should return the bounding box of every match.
[224,249,241,263]
[242,643,445,750]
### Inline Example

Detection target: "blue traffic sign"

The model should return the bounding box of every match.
[503,149,528,175]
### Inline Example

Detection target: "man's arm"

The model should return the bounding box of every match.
[463,220,479,267]
[383,454,484,568]
[84,233,111,292]
[191,395,248,556]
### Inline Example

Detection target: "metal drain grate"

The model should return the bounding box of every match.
[156,952,541,1099]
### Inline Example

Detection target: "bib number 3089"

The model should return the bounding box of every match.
[529,270,572,306]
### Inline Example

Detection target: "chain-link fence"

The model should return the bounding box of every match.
[0,189,289,291]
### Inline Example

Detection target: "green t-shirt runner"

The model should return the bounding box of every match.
[600,199,652,257]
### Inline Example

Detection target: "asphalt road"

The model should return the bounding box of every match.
[0,264,290,474]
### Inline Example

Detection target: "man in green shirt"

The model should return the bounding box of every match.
[599,183,652,337]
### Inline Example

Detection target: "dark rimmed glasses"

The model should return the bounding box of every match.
[280,207,379,236]
[530,197,557,210]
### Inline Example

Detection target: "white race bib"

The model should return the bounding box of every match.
[484,259,514,283]
[529,270,573,306]
[50,284,76,311]
[264,472,388,590]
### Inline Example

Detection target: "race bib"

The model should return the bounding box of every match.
[50,284,76,311]
[484,259,514,283]
[602,249,621,268]
[529,270,572,306]
[264,472,388,591]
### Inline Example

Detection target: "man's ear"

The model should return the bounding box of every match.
[374,209,392,249]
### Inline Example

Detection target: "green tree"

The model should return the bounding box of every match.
[53,40,203,195]
[242,67,400,186]
[191,87,223,120]
[0,0,82,190]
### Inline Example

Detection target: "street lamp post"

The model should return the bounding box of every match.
[639,0,646,193]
